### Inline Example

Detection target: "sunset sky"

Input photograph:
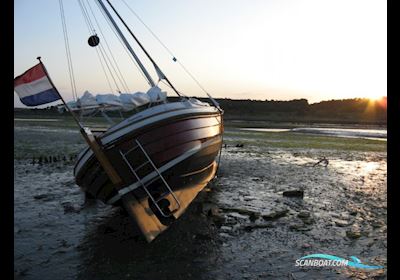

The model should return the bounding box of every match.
[14,0,387,107]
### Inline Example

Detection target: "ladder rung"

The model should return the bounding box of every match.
[124,145,139,156]
[155,197,165,203]
[119,139,181,218]
[143,176,159,187]
[134,161,150,172]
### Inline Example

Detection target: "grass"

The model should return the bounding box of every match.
[14,115,387,159]
[223,129,386,152]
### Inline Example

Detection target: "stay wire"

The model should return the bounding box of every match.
[85,0,130,93]
[76,0,113,93]
[121,0,211,97]
[78,0,122,93]
[59,0,78,101]
[94,0,150,88]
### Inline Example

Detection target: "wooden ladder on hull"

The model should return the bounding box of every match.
[118,139,181,218]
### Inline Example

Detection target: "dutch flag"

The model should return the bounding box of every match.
[14,62,61,106]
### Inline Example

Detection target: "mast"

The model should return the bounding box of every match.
[105,0,182,97]
[96,0,156,87]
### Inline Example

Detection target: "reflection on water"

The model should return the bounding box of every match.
[240,128,290,133]
[14,118,61,122]
[240,127,387,141]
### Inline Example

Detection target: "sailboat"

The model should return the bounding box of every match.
[61,0,223,242]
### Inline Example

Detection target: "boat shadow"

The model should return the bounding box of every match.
[76,194,220,280]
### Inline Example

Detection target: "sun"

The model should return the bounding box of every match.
[363,93,385,102]
[364,94,387,113]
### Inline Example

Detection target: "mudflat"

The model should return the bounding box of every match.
[14,119,386,279]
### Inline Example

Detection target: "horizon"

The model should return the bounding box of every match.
[13,95,387,110]
[14,0,387,107]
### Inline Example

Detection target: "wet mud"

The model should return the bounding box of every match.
[14,123,387,279]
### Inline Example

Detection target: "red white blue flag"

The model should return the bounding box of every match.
[14,62,61,106]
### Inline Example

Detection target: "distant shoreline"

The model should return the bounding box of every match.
[14,96,387,127]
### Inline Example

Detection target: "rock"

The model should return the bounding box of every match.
[207,206,220,217]
[262,208,288,220]
[302,217,315,225]
[334,219,350,227]
[33,194,48,200]
[346,230,362,239]
[219,233,232,238]
[297,210,311,219]
[229,211,248,218]
[283,190,304,198]
[220,226,233,232]
[249,212,259,222]
[301,243,312,249]
[33,194,54,202]
[220,206,261,218]
[62,202,81,214]
[371,221,384,228]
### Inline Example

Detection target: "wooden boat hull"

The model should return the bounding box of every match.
[74,103,223,240]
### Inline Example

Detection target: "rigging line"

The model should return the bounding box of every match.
[94,46,114,93]
[160,80,186,98]
[94,0,150,88]
[176,60,210,95]
[105,0,182,97]
[120,0,175,58]
[78,0,118,93]
[98,43,121,93]
[120,0,211,97]
[77,0,95,34]
[59,0,78,101]
[78,0,123,93]
[85,0,130,93]
[77,0,113,93]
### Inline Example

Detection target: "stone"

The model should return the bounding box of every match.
[371,221,384,228]
[302,217,315,225]
[249,212,259,222]
[220,226,233,232]
[283,190,304,198]
[334,219,350,227]
[346,230,362,239]
[219,233,232,239]
[207,206,220,217]
[262,208,288,220]
[297,210,311,219]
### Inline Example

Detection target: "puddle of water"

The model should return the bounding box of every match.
[14,118,61,122]
[240,127,387,141]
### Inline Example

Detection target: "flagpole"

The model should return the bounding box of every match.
[36,57,83,129]
[36,57,123,186]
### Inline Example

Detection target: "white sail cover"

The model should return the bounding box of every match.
[65,86,167,112]
[146,86,167,103]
